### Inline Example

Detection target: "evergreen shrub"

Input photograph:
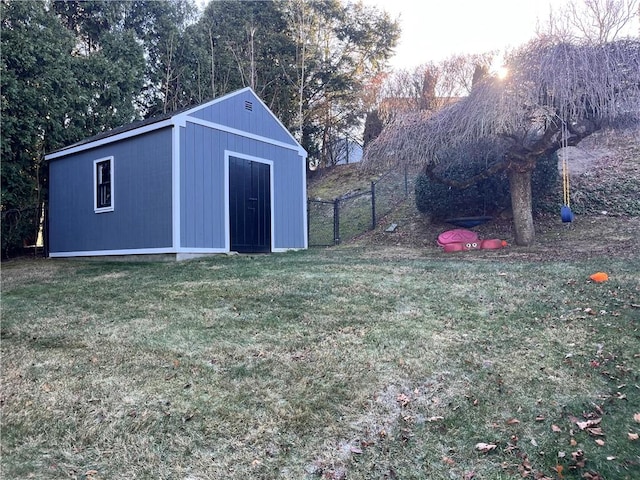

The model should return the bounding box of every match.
[415,153,559,219]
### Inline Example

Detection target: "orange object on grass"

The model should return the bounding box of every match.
[589,272,609,283]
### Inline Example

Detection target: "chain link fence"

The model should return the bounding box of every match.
[308,165,419,247]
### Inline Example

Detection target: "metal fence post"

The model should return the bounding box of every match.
[371,180,376,230]
[333,199,340,245]
[404,165,409,197]
[307,202,310,245]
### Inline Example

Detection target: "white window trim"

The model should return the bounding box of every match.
[94,156,114,213]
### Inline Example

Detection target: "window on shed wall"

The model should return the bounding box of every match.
[94,157,114,213]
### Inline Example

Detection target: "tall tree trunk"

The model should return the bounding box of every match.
[508,164,535,246]
[209,29,216,98]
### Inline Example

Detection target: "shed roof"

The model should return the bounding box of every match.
[46,88,304,160]
[49,112,175,155]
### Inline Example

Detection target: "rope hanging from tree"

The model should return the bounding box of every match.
[560,121,575,223]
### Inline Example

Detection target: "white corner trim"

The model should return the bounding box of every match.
[172,125,181,250]
[300,152,309,249]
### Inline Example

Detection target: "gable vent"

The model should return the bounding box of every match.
[244,101,253,111]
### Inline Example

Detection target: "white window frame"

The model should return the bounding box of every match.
[94,156,114,213]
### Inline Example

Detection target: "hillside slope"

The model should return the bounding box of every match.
[307,127,640,260]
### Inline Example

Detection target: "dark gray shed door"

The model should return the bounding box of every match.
[229,157,271,253]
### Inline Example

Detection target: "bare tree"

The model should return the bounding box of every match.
[568,0,639,43]
[375,65,439,121]
[437,52,495,97]
[363,38,640,246]
[538,0,639,43]
[366,52,495,135]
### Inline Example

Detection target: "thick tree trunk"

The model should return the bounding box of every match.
[508,165,535,246]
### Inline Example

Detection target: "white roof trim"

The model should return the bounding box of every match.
[180,86,254,116]
[184,116,301,153]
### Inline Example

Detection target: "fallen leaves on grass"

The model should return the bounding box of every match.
[581,471,605,480]
[575,418,601,430]
[634,413,640,423]
[442,456,455,466]
[572,416,607,441]
[586,427,604,437]
[181,411,195,423]
[571,449,586,468]
[475,442,497,453]
[552,424,562,432]
[553,464,564,479]
[518,456,533,477]
[501,436,516,454]
[515,453,557,479]
[628,432,639,441]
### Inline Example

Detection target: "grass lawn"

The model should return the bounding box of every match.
[1,246,639,479]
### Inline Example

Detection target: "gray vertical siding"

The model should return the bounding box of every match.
[180,124,227,249]
[48,128,173,253]
[261,142,306,249]
[180,120,306,251]
[188,90,295,145]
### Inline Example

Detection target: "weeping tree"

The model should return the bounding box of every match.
[363,38,640,245]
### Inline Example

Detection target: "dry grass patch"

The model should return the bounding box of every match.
[2,249,639,479]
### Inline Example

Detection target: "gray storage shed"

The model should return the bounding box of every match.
[45,88,308,259]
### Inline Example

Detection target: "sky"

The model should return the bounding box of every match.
[361,0,572,69]
[195,0,639,71]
